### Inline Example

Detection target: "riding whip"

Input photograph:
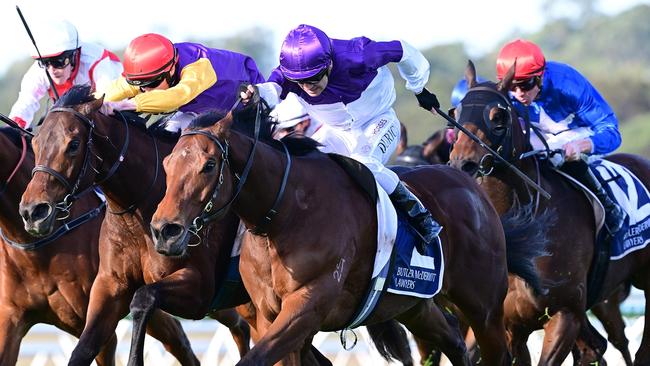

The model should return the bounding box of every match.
[433,106,551,199]
[16,6,59,100]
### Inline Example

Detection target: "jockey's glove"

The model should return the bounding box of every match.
[415,88,440,111]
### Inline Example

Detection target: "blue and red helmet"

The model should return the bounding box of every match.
[279,24,332,81]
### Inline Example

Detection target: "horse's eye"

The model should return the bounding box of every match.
[202,158,216,173]
[67,139,80,153]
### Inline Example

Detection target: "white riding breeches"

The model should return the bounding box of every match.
[162,111,197,132]
[312,109,401,193]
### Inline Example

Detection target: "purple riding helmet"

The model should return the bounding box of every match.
[279,24,332,80]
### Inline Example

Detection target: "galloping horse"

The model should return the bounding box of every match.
[19,85,250,366]
[449,61,650,365]
[150,101,548,365]
[0,126,201,365]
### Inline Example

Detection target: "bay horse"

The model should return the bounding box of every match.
[449,61,650,365]
[18,85,250,366]
[150,101,548,365]
[397,120,633,364]
[0,126,202,366]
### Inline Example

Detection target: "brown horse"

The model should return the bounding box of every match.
[449,61,650,365]
[397,121,633,364]
[0,126,203,366]
[18,86,250,366]
[149,101,549,365]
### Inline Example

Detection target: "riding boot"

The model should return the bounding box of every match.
[389,181,442,254]
[563,160,626,235]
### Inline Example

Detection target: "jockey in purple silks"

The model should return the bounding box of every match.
[241,24,442,254]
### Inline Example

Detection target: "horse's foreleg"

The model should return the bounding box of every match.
[591,295,632,366]
[236,287,324,366]
[144,309,199,366]
[0,306,27,366]
[633,283,650,365]
[69,276,131,366]
[209,308,251,357]
[93,333,118,366]
[537,310,582,366]
[397,299,470,366]
[572,314,608,366]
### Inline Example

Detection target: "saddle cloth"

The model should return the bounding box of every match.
[558,159,650,260]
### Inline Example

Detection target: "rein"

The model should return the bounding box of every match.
[31,107,130,217]
[184,103,291,237]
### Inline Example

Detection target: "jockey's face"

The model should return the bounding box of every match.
[295,64,331,97]
[141,65,176,92]
[48,63,73,85]
[510,84,540,106]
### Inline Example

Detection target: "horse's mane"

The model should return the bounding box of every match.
[0,127,32,150]
[52,84,179,143]
[189,105,321,157]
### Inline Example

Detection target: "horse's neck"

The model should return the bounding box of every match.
[0,145,35,242]
[483,160,538,214]
[95,121,172,216]
[229,132,293,234]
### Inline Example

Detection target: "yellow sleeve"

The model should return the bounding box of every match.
[132,58,217,113]
[102,77,140,102]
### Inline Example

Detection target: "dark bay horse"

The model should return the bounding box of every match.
[18,85,250,366]
[0,126,201,365]
[449,61,650,365]
[150,102,548,365]
[397,119,633,364]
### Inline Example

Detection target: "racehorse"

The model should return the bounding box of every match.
[0,126,203,366]
[394,128,452,167]
[449,61,650,365]
[18,85,251,366]
[395,122,633,365]
[149,100,549,365]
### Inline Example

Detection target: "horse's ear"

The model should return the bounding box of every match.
[465,60,477,88]
[79,96,104,116]
[214,111,234,138]
[498,60,516,93]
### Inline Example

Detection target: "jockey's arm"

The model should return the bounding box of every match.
[9,62,49,128]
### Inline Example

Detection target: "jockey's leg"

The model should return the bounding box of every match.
[560,158,626,235]
[354,111,441,254]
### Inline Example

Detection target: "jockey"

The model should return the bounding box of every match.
[496,39,625,235]
[270,92,322,139]
[241,24,442,254]
[9,20,122,129]
[101,33,265,132]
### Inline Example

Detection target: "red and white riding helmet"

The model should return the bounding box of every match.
[31,20,79,58]
[122,33,176,81]
[496,39,546,80]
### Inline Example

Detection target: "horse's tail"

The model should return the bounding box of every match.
[500,203,554,295]
[366,320,414,365]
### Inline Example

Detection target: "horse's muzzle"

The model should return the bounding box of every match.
[19,201,55,237]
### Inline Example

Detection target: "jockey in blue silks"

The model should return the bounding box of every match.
[241,24,442,254]
[496,39,626,235]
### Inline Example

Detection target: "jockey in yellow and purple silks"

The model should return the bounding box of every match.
[101,33,265,132]
[496,39,625,235]
[241,24,442,254]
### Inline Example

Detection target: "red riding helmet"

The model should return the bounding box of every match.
[496,39,546,80]
[123,33,176,80]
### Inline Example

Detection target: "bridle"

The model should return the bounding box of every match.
[31,107,130,219]
[183,102,291,238]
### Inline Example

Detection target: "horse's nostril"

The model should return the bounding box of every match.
[31,203,53,222]
[161,223,183,241]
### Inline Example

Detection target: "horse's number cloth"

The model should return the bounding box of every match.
[592,159,650,259]
[372,184,444,298]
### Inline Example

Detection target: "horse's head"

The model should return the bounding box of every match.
[448,60,525,177]
[151,110,238,256]
[19,85,104,236]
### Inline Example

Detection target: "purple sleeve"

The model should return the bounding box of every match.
[267,66,302,99]
[356,38,403,70]
[245,57,266,83]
